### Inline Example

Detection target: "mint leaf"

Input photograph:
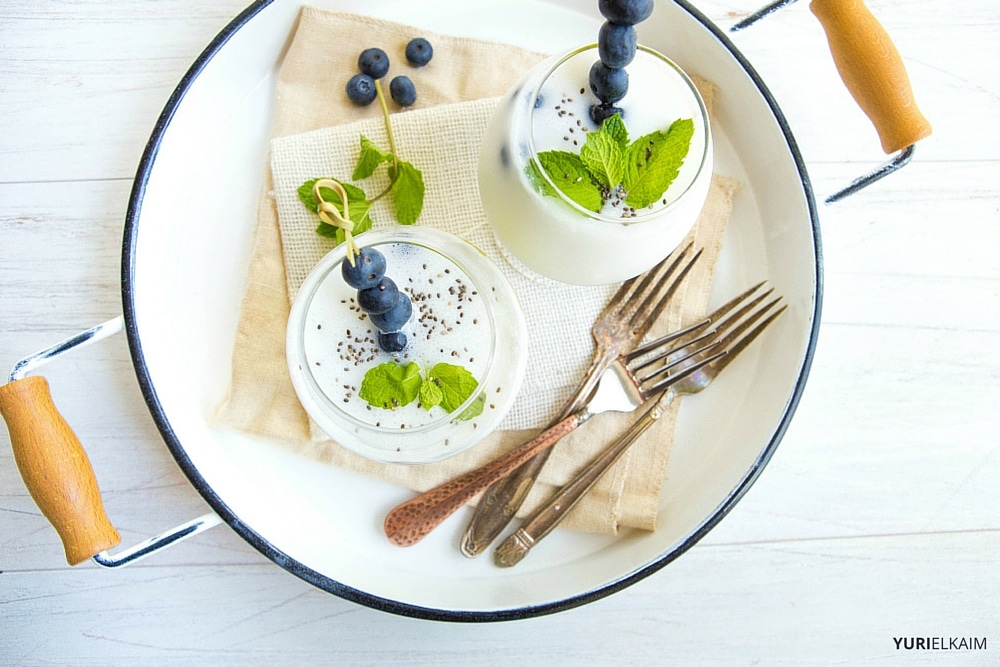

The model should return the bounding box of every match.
[418,378,444,411]
[389,160,424,225]
[359,361,423,409]
[352,135,394,180]
[580,125,624,189]
[456,392,486,421]
[623,118,695,209]
[297,178,367,212]
[356,360,482,415]
[314,223,342,240]
[426,363,479,413]
[315,209,373,241]
[601,113,629,151]
[535,151,603,212]
[298,178,372,242]
[525,160,558,199]
[621,132,659,193]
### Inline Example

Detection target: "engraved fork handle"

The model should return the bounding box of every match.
[383,409,588,547]
[460,349,615,557]
[494,394,671,567]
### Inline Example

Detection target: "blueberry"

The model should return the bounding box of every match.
[345,73,377,106]
[358,47,390,79]
[357,277,400,314]
[389,75,417,107]
[598,0,654,25]
[591,103,623,124]
[589,61,628,104]
[341,247,386,289]
[378,331,408,353]
[369,293,412,332]
[405,38,433,67]
[598,21,637,69]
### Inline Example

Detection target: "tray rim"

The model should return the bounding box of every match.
[119,0,823,622]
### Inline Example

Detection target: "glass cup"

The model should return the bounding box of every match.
[286,227,528,464]
[479,44,713,285]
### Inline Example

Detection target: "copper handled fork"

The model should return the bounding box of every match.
[383,315,723,547]
[460,244,703,557]
[382,282,783,549]
[492,282,786,566]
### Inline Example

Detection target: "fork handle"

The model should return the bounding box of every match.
[460,356,610,557]
[494,398,668,567]
[459,442,553,556]
[383,410,587,547]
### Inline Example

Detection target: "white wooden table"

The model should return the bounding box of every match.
[2,1,997,664]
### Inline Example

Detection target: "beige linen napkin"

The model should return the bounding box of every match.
[217,6,739,534]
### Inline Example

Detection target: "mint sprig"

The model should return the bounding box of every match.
[532,113,693,214]
[299,80,425,244]
[359,361,481,420]
[297,178,372,241]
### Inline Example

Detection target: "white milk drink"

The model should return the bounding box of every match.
[479,44,712,285]
[302,242,492,430]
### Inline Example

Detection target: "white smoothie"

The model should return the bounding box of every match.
[302,241,492,431]
[287,227,528,464]
[479,44,712,285]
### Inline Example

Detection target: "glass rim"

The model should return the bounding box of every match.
[526,43,712,225]
[293,228,502,437]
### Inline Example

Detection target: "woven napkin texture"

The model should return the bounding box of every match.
[216,6,739,534]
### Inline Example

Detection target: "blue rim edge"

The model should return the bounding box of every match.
[120,0,823,624]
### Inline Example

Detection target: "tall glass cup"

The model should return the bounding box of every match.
[479,44,712,285]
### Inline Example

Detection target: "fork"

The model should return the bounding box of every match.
[460,244,704,557]
[382,283,782,548]
[383,317,721,547]
[492,282,786,566]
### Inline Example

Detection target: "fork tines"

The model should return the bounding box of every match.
[624,281,787,397]
[605,243,704,340]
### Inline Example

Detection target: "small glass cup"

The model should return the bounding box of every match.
[286,227,528,464]
[479,44,713,285]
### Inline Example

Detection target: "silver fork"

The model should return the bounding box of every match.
[383,313,720,548]
[381,283,781,549]
[492,282,786,567]
[460,244,704,557]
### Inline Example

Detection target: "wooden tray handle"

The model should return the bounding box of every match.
[0,375,120,565]
[810,0,932,154]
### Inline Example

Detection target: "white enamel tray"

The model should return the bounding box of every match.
[122,0,820,620]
